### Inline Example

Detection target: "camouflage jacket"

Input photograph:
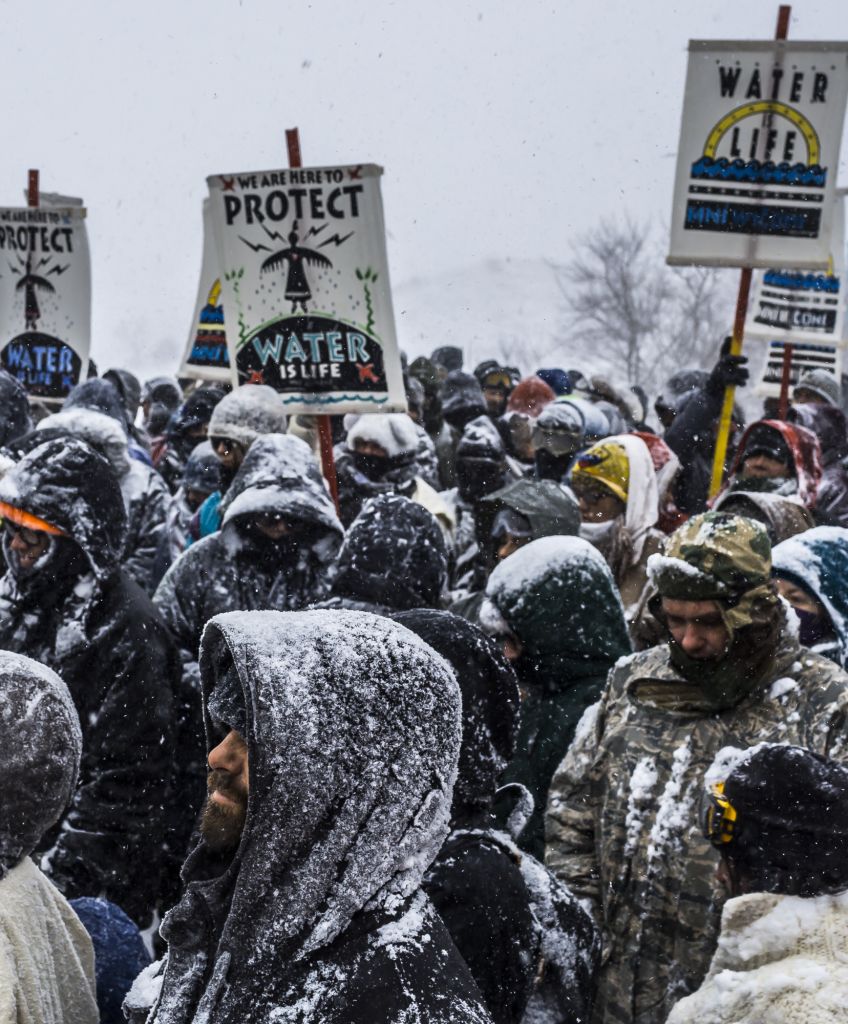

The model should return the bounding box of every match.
[544,627,848,1024]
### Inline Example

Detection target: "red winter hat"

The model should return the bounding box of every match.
[505,377,555,419]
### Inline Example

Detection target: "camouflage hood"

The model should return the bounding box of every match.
[647,512,779,638]
[647,513,782,711]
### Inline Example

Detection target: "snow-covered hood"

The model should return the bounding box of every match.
[207,384,287,448]
[331,493,448,610]
[219,433,343,561]
[346,412,420,458]
[0,650,81,877]
[727,419,822,510]
[482,535,630,687]
[0,369,32,446]
[194,609,461,963]
[0,436,127,581]
[39,407,131,478]
[772,526,848,667]
[614,433,660,562]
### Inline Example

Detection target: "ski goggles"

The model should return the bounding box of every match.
[702,781,738,846]
[0,501,67,543]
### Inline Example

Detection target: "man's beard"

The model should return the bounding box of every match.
[200,769,248,853]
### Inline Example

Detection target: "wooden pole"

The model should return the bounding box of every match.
[775,3,793,420]
[27,169,39,208]
[708,4,791,496]
[285,128,341,514]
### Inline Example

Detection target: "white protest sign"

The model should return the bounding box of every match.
[746,192,846,342]
[207,163,406,414]
[180,199,231,382]
[755,338,842,398]
[0,206,90,401]
[668,41,848,269]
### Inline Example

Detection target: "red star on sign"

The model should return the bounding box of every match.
[347,165,363,180]
[247,370,265,384]
[221,177,236,191]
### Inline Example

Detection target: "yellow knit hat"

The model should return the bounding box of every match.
[572,440,630,504]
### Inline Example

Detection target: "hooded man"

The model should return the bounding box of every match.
[191,384,288,542]
[718,418,822,516]
[153,387,226,494]
[658,348,749,514]
[335,413,452,534]
[0,650,99,1023]
[408,356,456,486]
[134,610,493,1024]
[772,526,848,669]
[501,376,555,467]
[317,493,447,615]
[398,610,601,1024]
[0,437,178,925]
[546,512,848,1024]
[31,405,170,591]
[481,536,631,858]
[152,440,222,590]
[477,364,520,418]
[142,377,183,438]
[668,744,848,1024]
[570,433,663,628]
[788,400,848,527]
[448,477,581,624]
[444,416,513,596]
[155,434,344,834]
[531,397,610,482]
[103,367,147,450]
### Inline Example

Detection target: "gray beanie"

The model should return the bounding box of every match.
[208,385,288,448]
[794,368,841,407]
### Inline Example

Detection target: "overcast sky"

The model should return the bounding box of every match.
[2,0,846,378]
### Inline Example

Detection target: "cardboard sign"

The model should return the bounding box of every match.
[668,41,848,269]
[746,193,846,343]
[180,199,232,382]
[207,163,406,414]
[0,206,90,401]
[755,338,842,398]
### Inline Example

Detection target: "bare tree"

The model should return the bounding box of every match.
[560,218,733,390]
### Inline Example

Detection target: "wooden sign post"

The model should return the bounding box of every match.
[284,127,341,514]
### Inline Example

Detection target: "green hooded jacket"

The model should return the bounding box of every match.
[483,535,631,858]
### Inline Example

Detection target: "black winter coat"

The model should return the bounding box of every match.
[0,437,178,925]
[790,402,848,528]
[142,610,492,1024]
[396,610,600,1024]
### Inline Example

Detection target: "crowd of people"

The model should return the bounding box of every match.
[2,343,848,1023]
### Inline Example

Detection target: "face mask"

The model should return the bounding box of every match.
[457,459,504,503]
[795,606,834,648]
[352,451,389,481]
[579,519,620,544]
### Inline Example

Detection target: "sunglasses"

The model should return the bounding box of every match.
[702,781,738,846]
[3,519,49,546]
[210,436,240,452]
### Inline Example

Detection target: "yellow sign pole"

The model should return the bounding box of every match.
[708,268,752,497]
[707,4,791,499]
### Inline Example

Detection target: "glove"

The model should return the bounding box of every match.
[706,352,749,396]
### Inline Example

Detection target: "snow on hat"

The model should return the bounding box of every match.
[346,413,419,458]
[456,415,504,460]
[795,367,841,407]
[208,385,287,449]
[431,345,463,373]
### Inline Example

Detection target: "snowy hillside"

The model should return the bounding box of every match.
[392,257,617,380]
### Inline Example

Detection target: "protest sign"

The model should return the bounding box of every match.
[668,40,848,269]
[180,199,232,382]
[745,192,846,343]
[207,163,406,414]
[755,338,842,398]
[0,205,90,400]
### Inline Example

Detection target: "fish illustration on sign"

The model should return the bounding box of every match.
[260,220,333,313]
